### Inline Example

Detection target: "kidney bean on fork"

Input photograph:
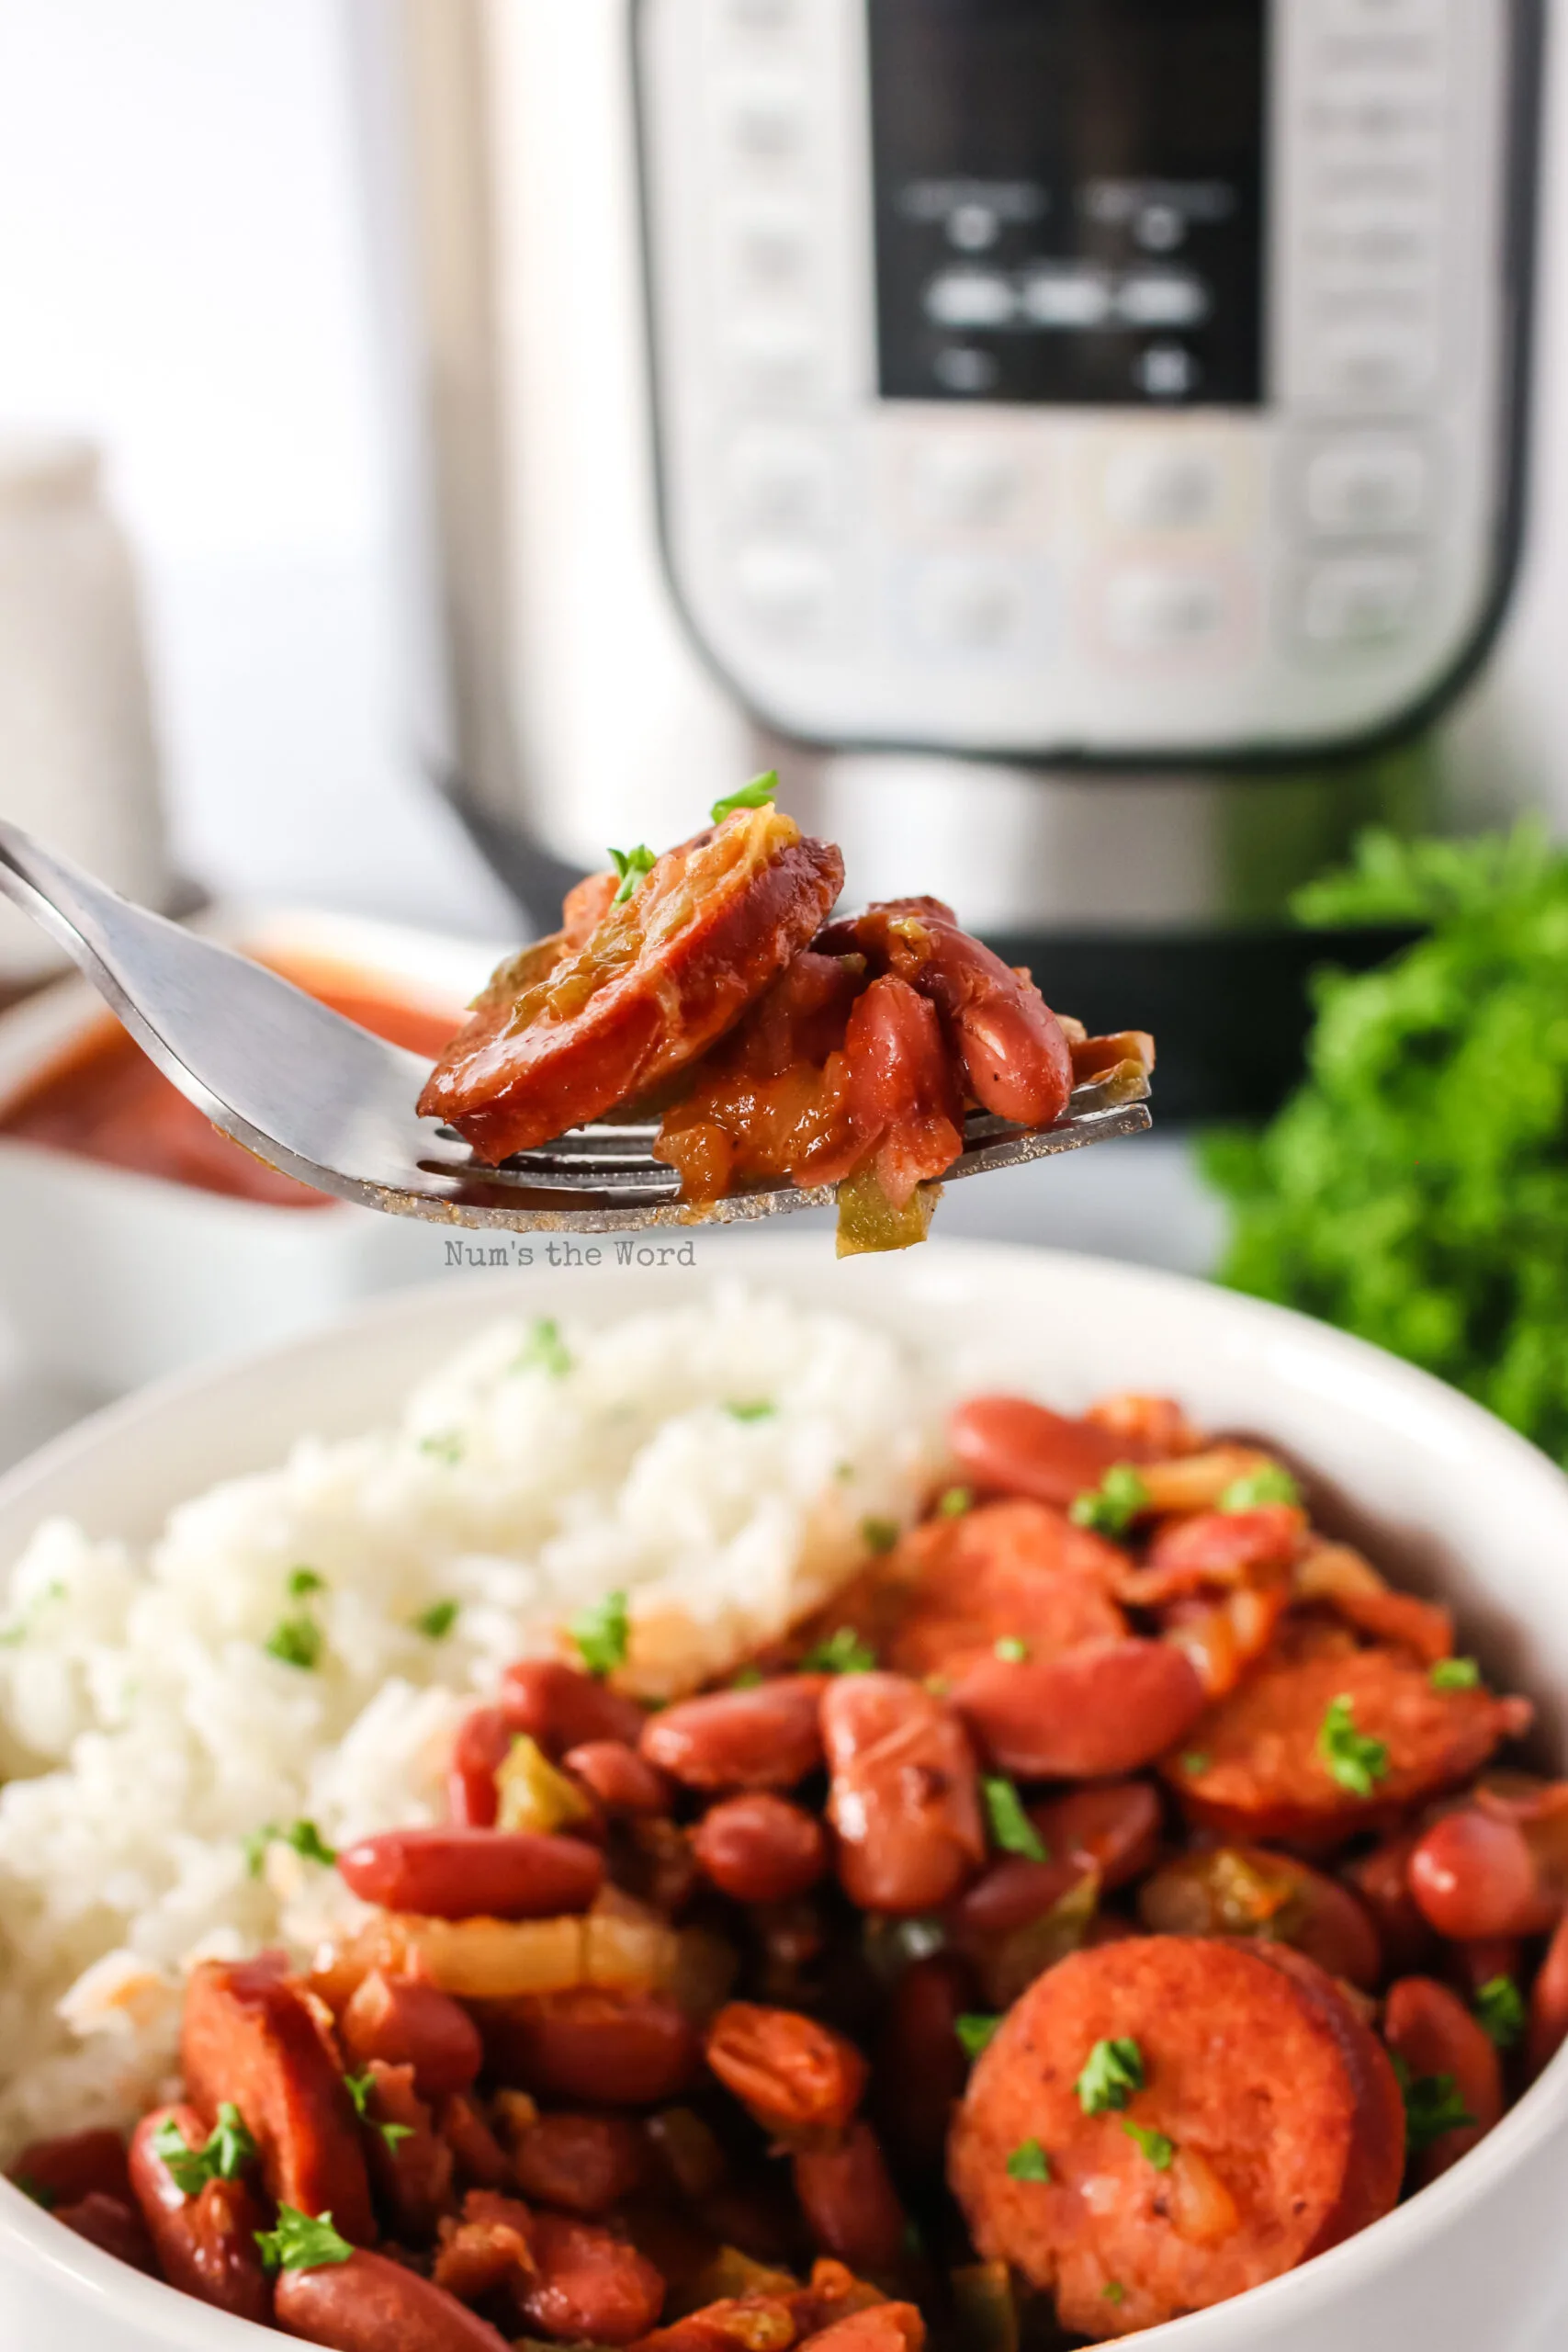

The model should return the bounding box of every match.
[336,1826,603,1919]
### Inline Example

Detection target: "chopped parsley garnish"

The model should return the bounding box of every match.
[1122,2120,1175,2171]
[13,2174,57,2210]
[254,2206,356,2275]
[1068,1464,1148,1538]
[571,1589,630,1679]
[800,1625,878,1676]
[994,1635,1030,1663]
[730,1665,765,1690]
[937,1486,974,1518]
[727,1401,776,1423]
[1217,1464,1302,1513]
[1006,2139,1051,2183]
[1395,2063,1474,2154]
[609,843,657,905]
[861,1516,901,1555]
[983,1776,1048,1862]
[1474,1974,1527,2051]
[1102,2282,1126,2308]
[514,1317,572,1379]
[711,771,779,824]
[152,2103,258,2197]
[956,2014,1003,2059]
[418,1430,464,1465]
[1316,1694,1390,1797]
[1430,1656,1482,1691]
[264,1612,323,1672]
[244,1819,338,1877]
[344,2071,415,2153]
[287,1566,326,1599]
[1180,1752,1211,1777]
[1077,2038,1146,2116]
[411,1599,460,1642]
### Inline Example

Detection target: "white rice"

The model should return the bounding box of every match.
[0,1287,939,2158]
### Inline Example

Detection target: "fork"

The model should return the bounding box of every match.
[0,820,1152,1233]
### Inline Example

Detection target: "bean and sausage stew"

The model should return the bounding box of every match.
[14,1389,1564,2348]
[417,778,1152,1253]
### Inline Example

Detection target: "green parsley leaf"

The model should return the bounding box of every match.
[1430,1656,1482,1691]
[956,2014,1003,2059]
[243,1821,278,1878]
[514,1317,572,1379]
[937,1486,974,1518]
[727,1401,776,1423]
[287,1566,326,1599]
[1006,2139,1051,2183]
[411,1599,460,1642]
[1397,2066,1475,2155]
[281,1819,337,1868]
[264,1613,323,1672]
[13,2173,57,2211]
[1217,1464,1301,1512]
[1122,2120,1175,2170]
[861,1517,901,1555]
[1474,1974,1527,2051]
[254,2206,356,2275]
[1316,1693,1390,1797]
[418,1430,464,1465]
[343,2071,416,2152]
[1180,1752,1211,1777]
[1102,2282,1126,2308]
[609,843,658,905]
[994,1635,1030,1663]
[153,2103,258,2198]
[799,1625,878,1675]
[1068,1464,1148,1537]
[711,771,779,825]
[730,1665,765,1690]
[571,1589,630,1679]
[1077,2038,1146,2116]
[983,1776,1048,1862]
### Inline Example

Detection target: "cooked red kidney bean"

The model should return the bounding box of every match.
[450,1707,513,1828]
[792,2120,908,2277]
[1029,1781,1164,1892]
[487,1989,698,2107]
[950,1854,1084,1941]
[946,1396,1142,1511]
[1440,1934,1524,2000]
[1382,1975,1504,2185]
[439,2092,512,2190]
[9,2128,130,2210]
[562,1740,672,1816]
[1407,1808,1555,1941]
[336,1827,603,1921]
[691,1793,829,1904]
[340,1972,483,2101]
[360,2061,455,2243]
[705,2001,868,2133]
[276,2247,513,2350]
[821,1672,985,1915]
[1528,1911,1568,2077]
[54,2191,155,2271]
[517,2211,667,2345]
[1343,1833,1436,1975]
[510,2112,649,2219]
[128,2104,273,2323]
[641,1677,829,1792]
[955,1640,1206,1781]
[874,1951,976,2172]
[501,1659,648,1758]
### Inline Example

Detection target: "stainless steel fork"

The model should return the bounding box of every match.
[0,820,1152,1232]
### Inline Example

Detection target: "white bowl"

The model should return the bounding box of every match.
[1,1238,1566,2351]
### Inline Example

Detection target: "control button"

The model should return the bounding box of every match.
[909,557,1030,652]
[1021,266,1111,328]
[907,439,1028,531]
[1134,345,1201,400]
[1102,566,1230,655]
[933,347,1000,395]
[722,77,807,162]
[1314,320,1436,407]
[1116,272,1210,330]
[725,427,837,535]
[725,314,820,400]
[734,544,837,636]
[1302,441,1428,535]
[925,270,1017,331]
[1296,554,1422,646]
[1104,445,1226,534]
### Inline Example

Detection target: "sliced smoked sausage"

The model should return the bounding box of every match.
[949,1936,1404,2342]
[885,1501,1126,1682]
[420,809,844,1162]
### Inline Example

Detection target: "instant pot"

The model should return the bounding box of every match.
[353,0,1544,1116]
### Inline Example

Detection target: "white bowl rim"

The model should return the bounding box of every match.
[0,1234,1565,2348]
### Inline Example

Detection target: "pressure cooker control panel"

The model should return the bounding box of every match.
[635,0,1539,763]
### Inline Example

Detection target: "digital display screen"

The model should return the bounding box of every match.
[868,0,1268,408]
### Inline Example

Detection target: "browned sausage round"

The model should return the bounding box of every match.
[339,1972,483,2101]
[949,1936,1404,2341]
[518,2211,667,2345]
[886,1500,1126,1683]
[485,1988,699,2107]
[946,1396,1146,1512]
[419,810,845,1162]
[182,1956,375,2245]
[641,1677,829,1792]
[501,1661,649,1758]
[954,1641,1207,1781]
[705,2001,869,2133]
[511,2112,649,2218]
[8,2128,130,2210]
[276,2246,513,2349]
[1382,1974,1504,2186]
[821,1672,986,1915]
[1165,1634,1529,1848]
[792,2120,908,2277]
[1135,1847,1382,1989]
[692,1793,829,1904]
[335,1827,604,1920]
[562,1740,672,1816]
[128,2105,273,2323]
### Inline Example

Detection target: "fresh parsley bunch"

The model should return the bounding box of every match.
[1203,820,1568,1465]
